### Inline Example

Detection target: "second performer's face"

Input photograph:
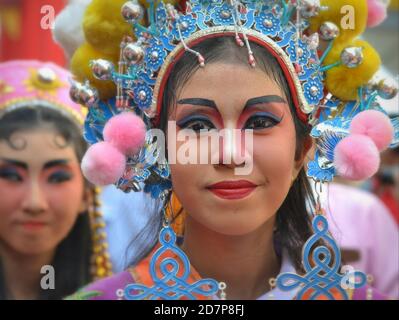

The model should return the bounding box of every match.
[0,129,87,256]
[168,62,308,236]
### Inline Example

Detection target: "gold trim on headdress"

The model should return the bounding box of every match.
[0,98,85,127]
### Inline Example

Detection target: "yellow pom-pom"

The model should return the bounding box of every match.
[83,0,134,56]
[71,42,117,101]
[309,0,368,44]
[324,40,381,101]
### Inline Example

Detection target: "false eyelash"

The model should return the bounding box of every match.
[176,114,215,129]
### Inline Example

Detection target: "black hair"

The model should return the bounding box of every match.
[0,106,92,299]
[129,37,317,273]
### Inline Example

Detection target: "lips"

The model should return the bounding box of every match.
[206,180,258,200]
[17,221,48,231]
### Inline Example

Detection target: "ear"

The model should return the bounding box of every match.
[293,136,315,178]
[78,186,94,215]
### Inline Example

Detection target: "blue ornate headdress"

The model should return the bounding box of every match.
[70,0,398,299]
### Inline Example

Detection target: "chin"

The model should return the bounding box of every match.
[205,217,269,236]
[13,240,56,256]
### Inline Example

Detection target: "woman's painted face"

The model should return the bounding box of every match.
[168,63,307,236]
[0,129,86,255]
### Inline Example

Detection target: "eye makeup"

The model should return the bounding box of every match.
[0,159,26,182]
[43,159,74,184]
[242,112,283,130]
[176,98,223,127]
[238,95,286,130]
[176,114,217,132]
[47,170,73,184]
[175,101,223,132]
[0,158,75,184]
[175,95,287,131]
[243,111,284,130]
[0,166,23,182]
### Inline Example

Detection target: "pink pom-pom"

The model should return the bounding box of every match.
[367,0,388,28]
[81,142,126,186]
[334,134,380,181]
[350,110,394,151]
[103,112,146,156]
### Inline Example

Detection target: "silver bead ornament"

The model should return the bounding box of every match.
[340,47,364,68]
[69,80,99,108]
[90,59,115,81]
[377,78,398,100]
[121,1,144,23]
[319,22,340,41]
[123,43,145,64]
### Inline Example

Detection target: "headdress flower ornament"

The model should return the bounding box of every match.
[70,0,398,197]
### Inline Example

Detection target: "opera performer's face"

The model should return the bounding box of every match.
[168,62,307,236]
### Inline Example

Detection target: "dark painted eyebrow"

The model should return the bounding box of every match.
[0,158,27,169]
[43,159,70,170]
[0,159,71,170]
[177,96,286,110]
[177,98,217,109]
[244,95,287,109]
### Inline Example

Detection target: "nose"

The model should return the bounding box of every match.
[22,181,49,215]
[216,128,250,168]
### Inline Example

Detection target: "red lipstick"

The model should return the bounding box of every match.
[206,180,257,200]
[18,221,47,232]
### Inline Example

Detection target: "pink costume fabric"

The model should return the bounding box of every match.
[0,60,85,124]
[324,183,399,298]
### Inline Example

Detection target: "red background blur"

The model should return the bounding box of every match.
[0,0,66,66]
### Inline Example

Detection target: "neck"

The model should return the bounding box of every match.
[0,242,55,300]
[181,216,280,300]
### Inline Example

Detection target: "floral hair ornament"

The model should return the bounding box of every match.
[70,0,398,299]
